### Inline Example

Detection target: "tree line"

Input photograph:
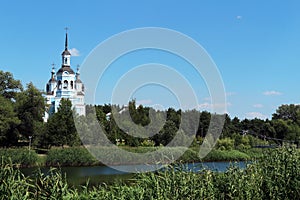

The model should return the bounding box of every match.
[0,70,299,148]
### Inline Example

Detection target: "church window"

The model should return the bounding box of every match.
[63,80,68,89]
[46,84,50,92]
[65,58,67,64]
[58,80,62,90]
[71,81,74,89]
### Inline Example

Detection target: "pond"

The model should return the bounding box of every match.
[21,161,247,187]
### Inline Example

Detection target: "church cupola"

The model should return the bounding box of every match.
[75,66,82,82]
[61,29,71,66]
[46,64,57,95]
[50,65,56,81]
[75,66,84,95]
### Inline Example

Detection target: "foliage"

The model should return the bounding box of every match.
[1,148,300,199]
[2,68,300,152]
[46,147,98,166]
[0,70,23,100]
[216,137,234,150]
[15,82,45,139]
[258,148,300,199]
[272,104,300,123]
[0,148,38,167]
[204,149,250,162]
[0,96,20,146]
[43,98,79,148]
[0,162,31,199]
[140,139,155,147]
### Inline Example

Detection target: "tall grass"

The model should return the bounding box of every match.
[0,148,38,167]
[45,146,254,167]
[46,147,98,166]
[1,148,299,199]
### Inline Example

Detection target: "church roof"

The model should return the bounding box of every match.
[62,49,71,56]
[48,78,57,83]
[57,66,75,74]
[62,31,71,55]
[77,91,84,96]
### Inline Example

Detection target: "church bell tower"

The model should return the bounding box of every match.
[44,29,85,122]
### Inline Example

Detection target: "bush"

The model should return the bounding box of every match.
[140,139,155,147]
[216,138,234,150]
[46,147,98,166]
[204,149,250,162]
[0,148,38,167]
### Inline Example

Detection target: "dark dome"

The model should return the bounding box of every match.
[62,49,71,56]
[57,66,75,74]
[48,78,57,83]
[75,79,82,83]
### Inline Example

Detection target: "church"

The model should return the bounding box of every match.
[44,31,85,121]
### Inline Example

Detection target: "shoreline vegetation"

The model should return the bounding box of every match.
[1,146,266,168]
[1,148,299,199]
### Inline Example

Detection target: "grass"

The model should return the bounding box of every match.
[203,149,251,162]
[46,147,98,166]
[0,148,38,167]
[0,146,266,167]
[0,147,299,199]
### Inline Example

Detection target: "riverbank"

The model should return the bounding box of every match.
[1,148,299,199]
[0,146,266,167]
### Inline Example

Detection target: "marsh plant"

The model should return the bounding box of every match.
[0,148,299,199]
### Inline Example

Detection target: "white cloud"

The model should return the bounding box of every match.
[69,48,80,56]
[263,90,282,96]
[198,102,231,112]
[246,112,267,119]
[253,104,263,108]
[236,15,242,20]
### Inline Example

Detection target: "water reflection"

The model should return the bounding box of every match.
[21,161,247,187]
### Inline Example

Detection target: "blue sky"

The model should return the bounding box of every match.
[0,0,300,119]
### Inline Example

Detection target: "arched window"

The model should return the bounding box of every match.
[58,80,62,90]
[63,80,68,89]
[46,84,50,93]
[71,81,74,89]
[64,58,68,64]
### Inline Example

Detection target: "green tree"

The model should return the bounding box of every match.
[44,98,79,147]
[272,119,290,145]
[0,95,20,146]
[197,111,211,137]
[153,120,178,146]
[272,104,300,123]
[0,70,23,100]
[15,82,45,139]
[166,108,181,128]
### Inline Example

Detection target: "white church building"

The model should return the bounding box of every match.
[44,31,85,121]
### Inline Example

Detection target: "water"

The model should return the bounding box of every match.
[21,161,247,187]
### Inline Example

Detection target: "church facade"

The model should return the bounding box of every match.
[44,32,85,121]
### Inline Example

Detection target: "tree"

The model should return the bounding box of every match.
[152,120,178,146]
[197,111,211,137]
[272,104,300,123]
[272,119,290,145]
[15,82,45,139]
[166,108,181,128]
[0,70,23,100]
[0,95,20,146]
[44,98,79,147]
